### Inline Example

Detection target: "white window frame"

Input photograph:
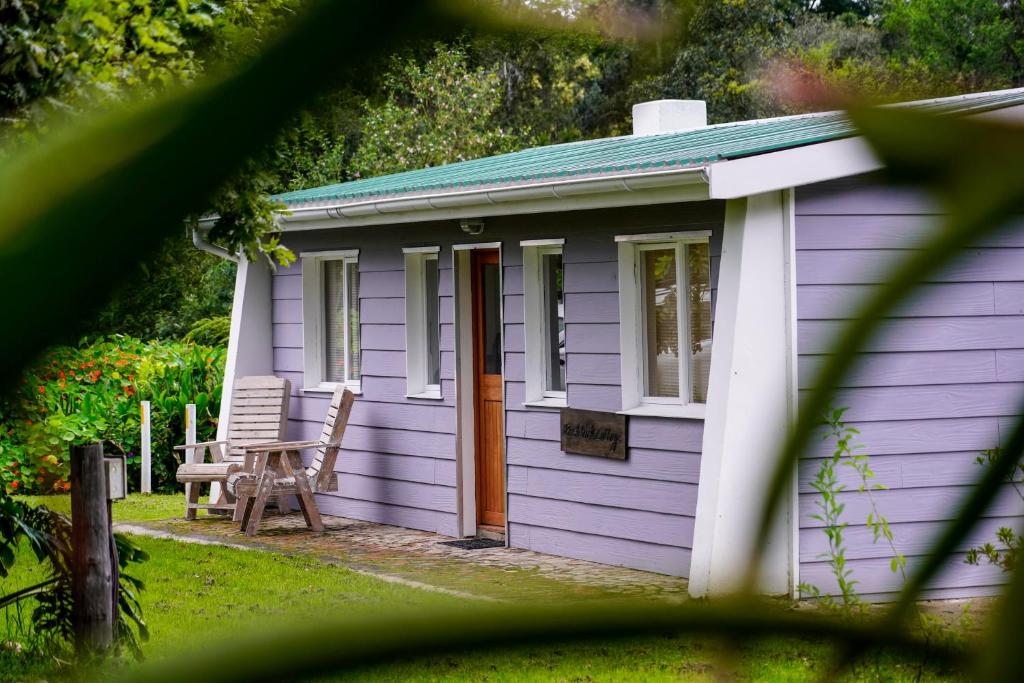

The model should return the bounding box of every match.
[404,246,443,400]
[301,249,361,394]
[521,238,567,408]
[617,230,711,419]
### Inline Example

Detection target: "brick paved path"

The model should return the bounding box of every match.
[131,512,688,604]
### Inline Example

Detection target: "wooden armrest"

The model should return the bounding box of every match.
[242,440,325,453]
[174,440,227,451]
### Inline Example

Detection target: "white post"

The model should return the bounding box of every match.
[688,190,797,597]
[139,401,152,494]
[183,403,197,505]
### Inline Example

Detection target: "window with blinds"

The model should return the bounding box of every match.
[322,257,360,385]
[404,248,442,399]
[617,232,712,415]
[521,240,566,406]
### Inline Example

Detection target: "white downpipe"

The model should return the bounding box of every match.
[192,226,239,263]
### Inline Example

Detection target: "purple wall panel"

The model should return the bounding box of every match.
[315,495,458,537]
[798,451,987,492]
[565,384,622,412]
[801,553,1007,596]
[799,316,1024,354]
[564,292,619,324]
[511,523,691,576]
[809,382,1024,422]
[272,323,303,349]
[272,299,302,324]
[273,273,302,299]
[360,350,406,377]
[506,437,701,484]
[994,282,1024,314]
[337,450,440,485]
[508,494,695,546]
[508,465,698,516]
[798,351,997,389]
[798,248,1024,285]
[795,175,1024,600]
[563,261,618,293]
[566,353,620,385]
[996,350,1024,381]
[797,283,996,319]
[799,516,1020,563]
[361,298,405,324]
[273,202,724,578]
[564,323,620,354]
[361,324,405,351]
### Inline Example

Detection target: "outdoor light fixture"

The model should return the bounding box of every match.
[459,219,485,236]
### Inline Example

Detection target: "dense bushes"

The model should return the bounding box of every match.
[0,337,224,495]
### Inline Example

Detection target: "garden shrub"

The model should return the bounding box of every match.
[0,336,224,495]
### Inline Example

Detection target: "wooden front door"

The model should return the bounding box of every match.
[471,249,505,530]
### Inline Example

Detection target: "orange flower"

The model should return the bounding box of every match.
[69,370,76,377]
[37,385,45,394]
[127,374,134,381]
[10,481,18,490]
[63,482,71,492]
[58,370,65,380]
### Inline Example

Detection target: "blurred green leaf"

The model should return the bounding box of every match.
[0,0,482,396]
[108,601,966,683]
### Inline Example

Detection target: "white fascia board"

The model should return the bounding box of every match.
[276,169,710,231]
[707,136,882,200]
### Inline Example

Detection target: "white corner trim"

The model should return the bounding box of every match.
[617,403,706,420]
[688,191,795,598]
[299,248,360,258]
[615,229,711,243]
[452,241,502,251]
[520,238,565,247]
[707,137,882,200]
[783,187,800,599]
[214,255,273,501]
[402,245,441,254]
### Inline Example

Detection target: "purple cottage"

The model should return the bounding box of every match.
[198,89,1024,601]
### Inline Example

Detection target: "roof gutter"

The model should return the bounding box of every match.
[192,225,239,263]
[278,166,710,225]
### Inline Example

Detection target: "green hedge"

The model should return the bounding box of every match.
[0,337,224,494]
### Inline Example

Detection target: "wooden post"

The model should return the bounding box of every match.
[139,401,151,494]
[70,444,114,653]
[184,403,197,507]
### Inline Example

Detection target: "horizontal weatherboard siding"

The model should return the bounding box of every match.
[271,203,722,575]
[795,175,1024,601]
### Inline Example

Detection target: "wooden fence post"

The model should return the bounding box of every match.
[70,443,114,654]
[140,400,151,494]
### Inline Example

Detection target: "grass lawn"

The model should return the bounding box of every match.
[0,495,970,682]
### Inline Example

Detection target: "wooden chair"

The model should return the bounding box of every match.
[174,375,291,520]
[227,386,354,536]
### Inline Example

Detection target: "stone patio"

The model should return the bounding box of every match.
[122,512,690,604]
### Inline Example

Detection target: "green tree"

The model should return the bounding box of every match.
[349,45,523,178]
[882,0,1023,89]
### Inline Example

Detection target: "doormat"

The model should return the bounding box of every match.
[439,538,505,550]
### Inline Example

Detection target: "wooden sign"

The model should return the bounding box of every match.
[560,408,627,460]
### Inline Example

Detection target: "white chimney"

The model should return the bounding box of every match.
[632,99,707,136]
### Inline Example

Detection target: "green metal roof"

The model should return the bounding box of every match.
[275,88,1024,207]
